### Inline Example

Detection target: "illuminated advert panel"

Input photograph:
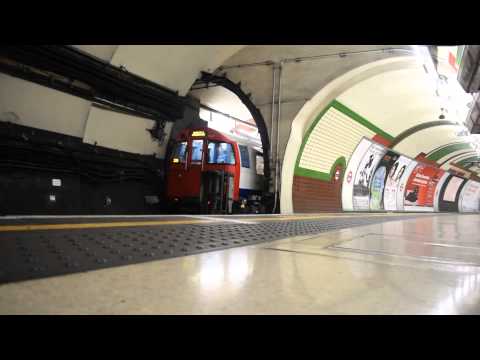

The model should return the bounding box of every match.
[404,164,445,212]
[352,141,386,211]
[438,175,466,212]
[458,180,480,212]
[369,150,402,211]
[383,155,415,211]
[433,172,451,212]
[396,160,418,211]
[342,138,373,211]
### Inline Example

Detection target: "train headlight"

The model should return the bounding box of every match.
[240,199,247,208]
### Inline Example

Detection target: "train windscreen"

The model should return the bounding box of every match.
[191,139,204,163]
[172,141,187,163]
[207,141,235,165]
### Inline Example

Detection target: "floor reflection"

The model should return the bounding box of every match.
[197,248,254,292]
[198,252,225,291]
[431,269,480,314]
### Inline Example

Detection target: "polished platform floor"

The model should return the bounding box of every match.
[1,213,479,314]
[0,212,424,284]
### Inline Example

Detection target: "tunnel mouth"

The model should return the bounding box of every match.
[190,72,271,190]
[175,73,276,214]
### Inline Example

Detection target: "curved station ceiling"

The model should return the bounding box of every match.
[1,45,478,214]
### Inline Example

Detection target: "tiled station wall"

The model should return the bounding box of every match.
[293,100,480,213]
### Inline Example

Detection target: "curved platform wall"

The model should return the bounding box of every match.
[282,57,480,214]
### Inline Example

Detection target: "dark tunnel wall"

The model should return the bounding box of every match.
[0,122,165,215]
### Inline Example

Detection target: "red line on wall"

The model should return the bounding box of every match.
[372,134,391,147]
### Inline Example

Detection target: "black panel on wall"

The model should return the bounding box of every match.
[0,122,165,215]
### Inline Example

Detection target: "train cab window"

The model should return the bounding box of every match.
[172,141,187,163]
[255,153,264,175]
[238,145,250,168]
[207,141,235,165]
[191,139,204,163]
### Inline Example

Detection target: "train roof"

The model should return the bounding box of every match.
[176,126,230,143]
[175,126,263,153]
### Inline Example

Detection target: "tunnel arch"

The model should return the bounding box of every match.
[193,71,272,191]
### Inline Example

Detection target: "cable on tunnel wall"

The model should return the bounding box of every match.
[273,62,284,213]
[217,48,415,72]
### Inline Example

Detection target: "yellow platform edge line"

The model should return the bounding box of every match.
[0,213,422,232]
[0,219,216,232]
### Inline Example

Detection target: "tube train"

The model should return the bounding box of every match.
[166,126,265,214]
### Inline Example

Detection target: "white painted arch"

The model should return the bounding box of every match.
[280,56,422,214]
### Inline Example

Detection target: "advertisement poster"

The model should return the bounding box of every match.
[396,160,418,211]
[459,180,480,212]
[433,172,451,211]
[383,156,413,211]
[369,151,400,210]
[438,175,466,212]
[342,138,374,211]
[352,142,386,211]
[404,164,445,211]
[443,176,464,202]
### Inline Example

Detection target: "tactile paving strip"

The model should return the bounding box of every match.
[0,214,425,284]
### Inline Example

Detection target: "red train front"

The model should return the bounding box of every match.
[166,127,241,213]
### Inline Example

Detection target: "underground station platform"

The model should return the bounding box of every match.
[1,212,480,314]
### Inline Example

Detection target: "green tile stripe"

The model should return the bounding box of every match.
[439,150,478,167]
[458,155,480,167]
[426,141,466,157]
[456,46,464,66]
[294,100,393,181]
[426,142,474,162]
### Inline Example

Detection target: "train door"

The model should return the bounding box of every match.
[167,135,205,200]
[188,136,205,198]
[168,140,189,198]
[202,140,237,214]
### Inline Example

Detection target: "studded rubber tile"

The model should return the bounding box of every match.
[0,214,427,284]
